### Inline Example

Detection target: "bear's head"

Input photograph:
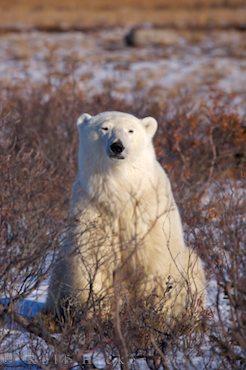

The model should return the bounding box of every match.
[76,111,158,173]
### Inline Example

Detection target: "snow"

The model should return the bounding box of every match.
[0,263,233,369]
[0,29,245,115]
[201,179,246,208]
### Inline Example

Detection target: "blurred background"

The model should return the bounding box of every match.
[0,0,245,30]
[0,0,245,111]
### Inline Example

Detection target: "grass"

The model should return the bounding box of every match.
[0,0,246,30]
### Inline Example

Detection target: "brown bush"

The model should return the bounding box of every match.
[0,86,245,369]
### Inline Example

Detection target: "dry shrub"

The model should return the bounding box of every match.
[0,85,245,369]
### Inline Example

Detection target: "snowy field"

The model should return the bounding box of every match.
[0,28,246,114]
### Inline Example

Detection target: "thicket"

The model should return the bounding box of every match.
[0,86,245,369]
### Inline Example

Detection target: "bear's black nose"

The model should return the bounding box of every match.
[110,140,125,154]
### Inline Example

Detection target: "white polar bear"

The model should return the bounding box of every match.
[46,111,206,320]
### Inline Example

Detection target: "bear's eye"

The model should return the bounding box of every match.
[102,127,109,131]
[129,129,134,133]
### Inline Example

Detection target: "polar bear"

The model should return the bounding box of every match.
[46,111,206,321]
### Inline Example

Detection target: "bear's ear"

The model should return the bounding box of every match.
[77,113,92,127]
[142,116,158,138]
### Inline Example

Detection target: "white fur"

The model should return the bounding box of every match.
[46,111,206,319]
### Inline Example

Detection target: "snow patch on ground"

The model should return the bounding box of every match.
[0,29,245,115]
[0,273,231,369]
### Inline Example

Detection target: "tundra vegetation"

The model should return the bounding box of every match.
[1,88,245,369]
